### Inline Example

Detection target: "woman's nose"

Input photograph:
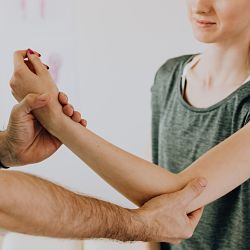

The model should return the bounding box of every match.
[191,0,213,14]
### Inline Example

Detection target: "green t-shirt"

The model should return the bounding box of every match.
[151,55,250,250]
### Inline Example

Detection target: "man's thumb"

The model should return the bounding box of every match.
[18,93,50,114]
[179,178,207,207]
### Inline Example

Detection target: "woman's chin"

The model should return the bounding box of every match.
[193,32,218,44]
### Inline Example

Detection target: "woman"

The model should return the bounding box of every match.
[10,0,250,249]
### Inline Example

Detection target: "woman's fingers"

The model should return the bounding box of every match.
[13,50,30,71]
[24,60,36,74]
[27,49,48,76]
[24,49,41,58]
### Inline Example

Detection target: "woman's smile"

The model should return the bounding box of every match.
[194,18,216,29]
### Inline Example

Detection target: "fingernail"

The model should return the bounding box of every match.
[81,119,87,127]
[61,92,67,98]
[27,48,35,55]
[199,178,207,187]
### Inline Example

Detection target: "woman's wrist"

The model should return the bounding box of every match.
[32,92,64,134]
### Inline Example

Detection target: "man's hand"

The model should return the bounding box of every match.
[0,93,87,167]
[0,93,60,167]
[136,178,207,244]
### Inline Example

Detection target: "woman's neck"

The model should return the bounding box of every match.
[195,40,250,88]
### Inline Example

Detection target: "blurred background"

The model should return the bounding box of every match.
[0,0,204,249]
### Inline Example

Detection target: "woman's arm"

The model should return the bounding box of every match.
[11,50,250,213]
[51,113,250,213]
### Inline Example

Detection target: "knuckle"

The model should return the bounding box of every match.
[170,240,181,245]
[11,103,20,114]
[25,93,35,103]
[31,55,42,64]
[9,78,15,88]
[14,67,24,78]
[182,229,193,239]
[13,103,19,110]
[190,182,201,194]
[13,50,20,57]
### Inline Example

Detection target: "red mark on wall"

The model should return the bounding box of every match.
[48,53,62,83]
[40,0,46,19]
[21,0,46,19]
[21,0,27,19]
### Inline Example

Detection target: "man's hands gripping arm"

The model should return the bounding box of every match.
[0,170,206,243]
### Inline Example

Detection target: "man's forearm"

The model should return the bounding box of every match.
[0,131,13,166]
[0,171,147,241]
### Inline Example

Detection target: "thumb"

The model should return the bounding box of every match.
[188,206,205,231]
[17,93,50,114]
[178,178,207,207]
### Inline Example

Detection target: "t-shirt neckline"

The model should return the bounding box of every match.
[178,54,250,113]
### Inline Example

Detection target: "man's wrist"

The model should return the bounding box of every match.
[68,195,149,242]
[124,208,149,242]
[0,131,13,167]
[96,203,149,241]
[130,207,158,242]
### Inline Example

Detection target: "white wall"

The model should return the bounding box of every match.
[0,1,204,249]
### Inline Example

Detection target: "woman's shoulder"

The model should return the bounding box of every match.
[152,54,196,90]
[156,54,196,76]
[151,54,196,97]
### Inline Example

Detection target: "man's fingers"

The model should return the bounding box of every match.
[80,119,87,127]
[188,207,204,230]
[71,111,82,123]
[58,92,69,105]
[17,93,50,114]
[27,49,47,76]
[179,178,207,207]
[63,104,74,117]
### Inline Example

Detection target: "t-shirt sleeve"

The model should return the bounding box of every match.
[151,70,162,165]
[150,55,193,164]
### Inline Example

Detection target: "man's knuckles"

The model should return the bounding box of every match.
[181,227,193,239]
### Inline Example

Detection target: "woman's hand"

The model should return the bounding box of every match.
[10,49,58,102]
[9,49,87,132]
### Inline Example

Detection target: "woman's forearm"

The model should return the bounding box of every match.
[48,114,250,212]
[50,114,182,206]
[179,123,250,212]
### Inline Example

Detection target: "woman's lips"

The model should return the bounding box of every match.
[195,18,216,28]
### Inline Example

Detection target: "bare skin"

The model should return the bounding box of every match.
[0,52,207,244]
